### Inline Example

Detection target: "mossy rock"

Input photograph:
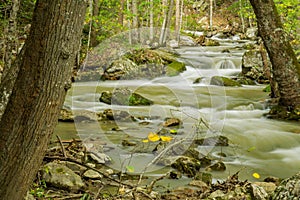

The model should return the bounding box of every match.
[99,88,153,106]
[263,84,271,92]
[267,105,300,120]
[166,61,186,76]
[210,76,241,87]
[171,156,201,177]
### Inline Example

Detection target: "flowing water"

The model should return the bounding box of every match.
[55,37,300,182]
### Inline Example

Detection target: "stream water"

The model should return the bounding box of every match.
[55,36,300,183]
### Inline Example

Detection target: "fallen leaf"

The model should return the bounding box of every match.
[160,136,173,142]
[148,132,160,142]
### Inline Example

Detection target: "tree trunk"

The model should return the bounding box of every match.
[119,0,125,26]
[149,0,154,41]
[91,0,100,47]
[249,0,300,110]
[175,0,180,39]
[159,0,174,45]
[0,1,86,199]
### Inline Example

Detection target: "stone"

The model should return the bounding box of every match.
[206,161,226,171]
[165,61,186,76]
[272,172,300,199]
[170,156,201,177]
[178,35,197,46]
[101,109,133,121]
[88,152,111,164]
[99,88,153,106]
[163,117,182,127]
[58,106,74,122]
[253,182,277,195]
[194,135,229,146]
[241,49,270,83]
[246,27,258,40]
[42,162,84,191]
[83,169,103,179]
[251,184,268,200]
[189,180,209,191]
[194,172,212,185]
[210,76,241,87]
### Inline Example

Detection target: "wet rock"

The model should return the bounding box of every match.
[42,162,84,191]
[122,139,137,146]
[59,107,74,122]
[194,172,212,185]
[206,161,226,171]
[83,170,103,179]
[167,39,179,48]
[59,161,86,173]
[209,190,225,199]
[102,57,138,80]
[163,117,182,127]
[194,135,229,146]
[171,156,201,177]
[210,76,241,87]
[179,35,197,46]
[193,77,204,84]
[165,61,186,76]
[99,88,153,106]
[272,172,300,199]
[101,109,133,121]
[167,170,182,179]
[203,38,220,46]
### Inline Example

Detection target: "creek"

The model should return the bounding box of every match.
[54,36,300,183]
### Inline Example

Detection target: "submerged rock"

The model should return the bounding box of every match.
[165,61,186,76]
[42,162,84,191]
[99,88,153,106]
[163,117,182,127]
[193,135,229,146]
[210,76,241,87]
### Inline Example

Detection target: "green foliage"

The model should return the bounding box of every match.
[30,179,47,198]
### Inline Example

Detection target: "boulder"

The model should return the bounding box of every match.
[245,27,258,40]
[178,35,197,46]
[59,106,74,122]
[163,117,182,127]
[241,49,270,83]
[42,162,84,191]
[165,61,186,76]
[83,169,103,179]
[210,76,241,87]
[101,109,133,121]
[99,88,153,106]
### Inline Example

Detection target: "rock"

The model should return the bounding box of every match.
[42,162,84,191]
[178,35,197,46]
[209,190,225,199]
[193,77,204,84]
[167,170,182,179]
[194,172,212,185]
[272,172,300,199]
[210,76,241,87]
[165,61,186,76]
[59,161,86,173]
[241,49,270,83]
[206,161,226,171]
[253,182,277,195]
[101,109,133,121]
[167,39,179,48]
[83,169,103,179]
[189,180,209,192]
[250,183,268,200]
[171,156,201,177]
[246,27,258,40]
[203,38,220,46]
[99,88,153,106]
[88,152,111,164]
[59,107,74,122]
[163,117,182,127]
[194,135,229,146]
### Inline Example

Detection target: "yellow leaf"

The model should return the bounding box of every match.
[170,129,178,134]
[142,139,149,143]
[148,132,160,142]
[160,136,173,142]
[252,173,260,179]
[126,166,135,173]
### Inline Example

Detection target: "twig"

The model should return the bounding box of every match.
[94,185,104,199]
[147,174,167,193]
[56,135,67,158]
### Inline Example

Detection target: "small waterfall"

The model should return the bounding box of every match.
[215,59,236,69]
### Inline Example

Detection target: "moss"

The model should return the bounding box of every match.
[210,76,241,87]
[267,105,300,120]
[166,61,186,76]
[128,93,153,106]
[263,84,271,92]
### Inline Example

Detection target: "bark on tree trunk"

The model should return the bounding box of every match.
[249,0,300,110]
[0,1,86,199]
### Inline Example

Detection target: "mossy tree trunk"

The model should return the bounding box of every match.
[249,0,300,111]
[0,1,86,199]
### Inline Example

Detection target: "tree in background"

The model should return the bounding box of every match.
[249,0,300,119]
[0,1,86,199]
